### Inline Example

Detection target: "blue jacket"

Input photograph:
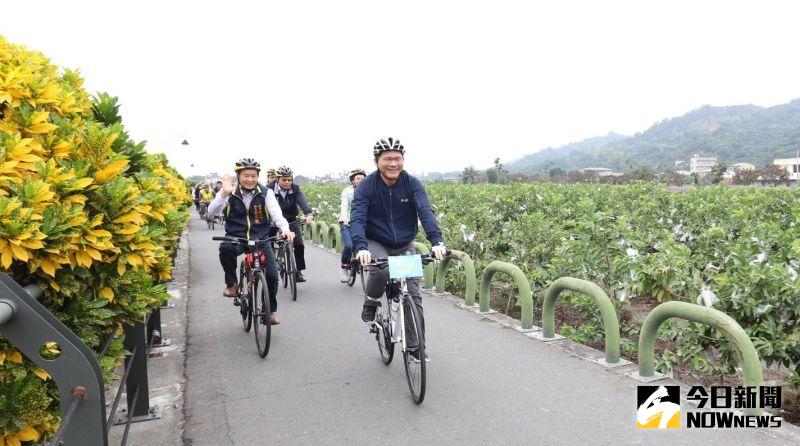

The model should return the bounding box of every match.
[350,171,443,252]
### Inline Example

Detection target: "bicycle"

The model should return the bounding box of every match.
[199,201,209,221]
[212,235,282,358]
[272,237,298,302]
[207,214,222,231]
[361,252,446,404]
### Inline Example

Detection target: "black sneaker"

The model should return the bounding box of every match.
[361,305,377,323]
[296,272,306,283]
[409,349,429,363]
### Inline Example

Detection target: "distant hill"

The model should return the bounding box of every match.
[505,99,800,173]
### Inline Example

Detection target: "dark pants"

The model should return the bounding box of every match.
[363,240,424,347]
[219,242,279,312]
[339,223,352,267]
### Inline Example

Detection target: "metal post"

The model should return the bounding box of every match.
[477,261,534,330]
[146,307,171,348]
[543,278,621,364]
[434,250,477,306]
[115,322,161,424]
[413,242,435,289]
[329,223,342,252]
[637,301,764,415]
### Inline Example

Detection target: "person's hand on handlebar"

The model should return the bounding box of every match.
[305,214,313,226]
[282,230,295,243]
[431,242,448,260]
[356,249,372,265]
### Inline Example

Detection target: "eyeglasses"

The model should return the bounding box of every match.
[379,156,404,164]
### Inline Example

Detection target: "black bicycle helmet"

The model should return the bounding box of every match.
[275,165,294,177]
[373,137,405,159]
[234,158,260,173]
[348,168,367,181]
[266,168,277,177]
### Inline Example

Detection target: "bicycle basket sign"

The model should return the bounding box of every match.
[388,255,424,279]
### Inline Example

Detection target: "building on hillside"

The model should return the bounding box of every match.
[773,157,800,180]
[731,162,755,171]
[723,162,756,180]
[579,167,615,177]
[689,154,718,176]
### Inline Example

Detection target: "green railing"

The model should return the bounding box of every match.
[638,301,764,415]
[543,277,621,364]
[312,221,327,245]
[413,242,435,289]
[327,223,341,252]
[478,261,533,330]
[434,250,477,306]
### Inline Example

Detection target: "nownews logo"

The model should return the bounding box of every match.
[637,385,783,429]
[637,386,680,429]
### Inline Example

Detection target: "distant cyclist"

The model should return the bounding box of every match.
[266,168,278,184]
[208,158,295,325]
[350,138,447,359]
[199,184,214,218]
[338,168,367,282]
[269,166,314,282]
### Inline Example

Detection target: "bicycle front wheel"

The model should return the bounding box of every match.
[239,267,252,332]
[278,246,288,288]
[376,297,394,364]
[402,296,426,404]
[252,271,272,358]
[286,246,297,301]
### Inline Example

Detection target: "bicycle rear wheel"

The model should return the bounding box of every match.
[239,266,252,332]
[376,296,394,364]
[286,246,297,301]
[402,296,426,404]
[252,271,272,358]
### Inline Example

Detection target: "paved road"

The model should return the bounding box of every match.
[182,217,800,445]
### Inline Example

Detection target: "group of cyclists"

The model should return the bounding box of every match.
[207,138,448,358]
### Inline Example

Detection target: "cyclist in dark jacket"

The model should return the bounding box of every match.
[268,166,314,282]
[351,138,447,360]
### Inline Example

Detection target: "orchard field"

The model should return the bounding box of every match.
[305,182,800,414]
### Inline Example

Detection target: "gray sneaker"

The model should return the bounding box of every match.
[340,269,350,283]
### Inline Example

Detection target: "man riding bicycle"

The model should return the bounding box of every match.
[350,138,447,359]
[338,168,367,283]
[199,184,214,218]
[268,166,314,283]
[208,158,295,325]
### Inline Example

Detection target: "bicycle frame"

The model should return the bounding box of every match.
[383,279,406,348]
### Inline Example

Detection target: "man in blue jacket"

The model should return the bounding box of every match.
[351,138,447,359]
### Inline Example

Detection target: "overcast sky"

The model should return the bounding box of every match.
[4,1,800,177]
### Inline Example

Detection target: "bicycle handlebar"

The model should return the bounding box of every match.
[356,250,451,268]
[212,235,283,245]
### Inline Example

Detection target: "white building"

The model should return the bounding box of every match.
[689,154,718,176]
[773,158,800,180]
[579,167,614,177]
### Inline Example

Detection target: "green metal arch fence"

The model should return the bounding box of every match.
[434,250,477,306]
[478,261,533,330]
